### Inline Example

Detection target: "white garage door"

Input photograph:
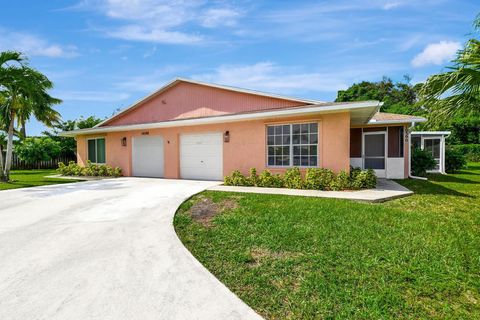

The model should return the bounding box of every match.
[132,136,164,178]
[180,133,223,180]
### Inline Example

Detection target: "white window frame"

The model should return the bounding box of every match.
[266,122,319,168]
[87,137,106,164]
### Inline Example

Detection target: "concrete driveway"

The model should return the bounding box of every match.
[0,178,262,320]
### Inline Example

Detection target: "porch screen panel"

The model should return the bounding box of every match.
[364,134,385,169]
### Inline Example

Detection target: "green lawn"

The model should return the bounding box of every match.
[0,169,78,191]
[174,164,480,319]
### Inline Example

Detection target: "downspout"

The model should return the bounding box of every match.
[408,121,427,180]
[440,132,451,174]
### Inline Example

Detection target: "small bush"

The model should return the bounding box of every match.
[305,168,327,190]
[283,167,303,189]
[258,170,284,188]
[411,148,436,177]
[352,169,377,189]
[57,161,122,177]
[224,170,251,186]
[329,170,351,191]
[445,148,467,173]
[248,168,260,186]
[450,144,480,162]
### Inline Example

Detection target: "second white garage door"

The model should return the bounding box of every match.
[132,136,164,178]
[180,133,223,180]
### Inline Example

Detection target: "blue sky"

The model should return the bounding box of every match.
[1,0,478,135]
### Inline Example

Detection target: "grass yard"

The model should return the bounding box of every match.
[174,164,480,319]
[0,169,77,191]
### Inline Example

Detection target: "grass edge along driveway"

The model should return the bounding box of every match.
[0,169,77,191]
[174,163,480,319]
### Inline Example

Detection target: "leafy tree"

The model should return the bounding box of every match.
[419,14,480,124]
[44,116,103,157]
[0,50,61,181]
[335,76,422,115]
[14,137,60,168]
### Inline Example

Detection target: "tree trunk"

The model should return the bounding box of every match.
[20,120,26,139]
[0,145,4,181]
[3,117,15,181]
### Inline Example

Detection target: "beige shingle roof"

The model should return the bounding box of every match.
[370,112,426,123]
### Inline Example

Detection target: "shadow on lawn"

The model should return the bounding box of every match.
[399,179,473,197]
[427,174,479,185]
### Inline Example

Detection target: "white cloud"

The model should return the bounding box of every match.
[55,90,129,102]
[411,41,461,67]
[0,29,78,58]
[190,61,404,96]
[200,8,243,28]
[192,62,387,94]
[78,0,242,44]
[106,25,202,44]
[116,65,192,92]
[382,1,403,10]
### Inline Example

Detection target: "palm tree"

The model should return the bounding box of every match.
[0,51,25,180]
[419,15,480,125]
[0,51,61,181]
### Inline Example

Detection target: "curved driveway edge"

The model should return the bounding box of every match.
[0,178,263,320]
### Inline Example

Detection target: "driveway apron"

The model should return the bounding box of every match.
[0,178,262,320]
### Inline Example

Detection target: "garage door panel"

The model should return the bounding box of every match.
[132,136,164,178]
[180,133,223,181]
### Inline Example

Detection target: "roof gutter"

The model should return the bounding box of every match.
[368,118,427,125]
[60,101,380,137]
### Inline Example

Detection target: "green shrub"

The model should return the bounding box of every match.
[445,148,467,173]
[283,167,303,189]
[224,167,375,190]
[248,168,260,186]
[349,167,362,189]
[224,170,251,186]
[450,144,480,162]
[352,169,377,189]
[57,161,122,177]
[411,148,436,177]
[14,137,61,168]
[329,170,351,191]
[258,170,284,188]
[304,168,333,190]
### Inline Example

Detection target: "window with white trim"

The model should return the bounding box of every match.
[267,123,318,167]
[87,138,106,163]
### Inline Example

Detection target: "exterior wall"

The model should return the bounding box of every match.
[104,82,307,126]
[349,124,410,179]
[76,112,351,178]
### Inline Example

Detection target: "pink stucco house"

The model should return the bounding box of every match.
[63,78,426,180]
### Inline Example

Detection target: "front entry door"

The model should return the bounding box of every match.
[363,132,386,178]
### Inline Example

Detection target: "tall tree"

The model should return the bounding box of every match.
[335,76,421,115]
[44,116,104,158]
[0,51,61,181]
[0,51,25,180]
[419,14,480,125]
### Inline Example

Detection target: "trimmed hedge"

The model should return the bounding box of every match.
[450,144,480,162]
[57,161,122,177]
[224,167,376,191]
[445,148,467,173]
